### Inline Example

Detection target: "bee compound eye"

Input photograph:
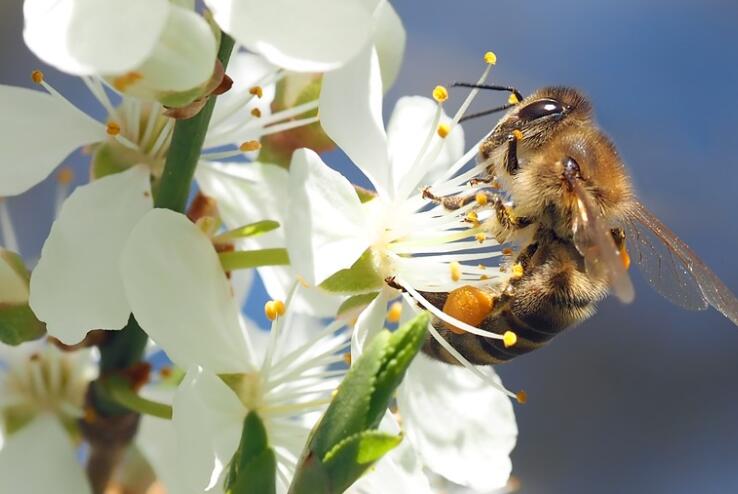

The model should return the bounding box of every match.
[517,98,565,121]
[564,157,581,179]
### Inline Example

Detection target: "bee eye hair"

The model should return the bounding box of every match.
[518,98,565,121]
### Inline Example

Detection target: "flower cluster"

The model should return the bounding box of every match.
[0,1,519,493]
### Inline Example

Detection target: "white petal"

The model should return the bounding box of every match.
[196,161,341,317]
[132,6,218,93]
[120,209,250,374]
[137,415,181,494]
[386,96,464,197]
[372,1,406,91]
[29,166,152,344]
[23,0,170,75]
[349,412,432,494]
[205,0,373,72]
[173,367,245,492]
[350,289,389,361]
[0,413,91,493]
[287,149,370,285]
[396,355,518,492]
[0,85,104,196]
[319,45,391,196]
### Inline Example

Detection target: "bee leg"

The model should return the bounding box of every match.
[422,187,496,211]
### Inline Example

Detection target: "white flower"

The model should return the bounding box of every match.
[23,0,217,99]
[118,209,350,492]
[204,0,405,80]
[0,341,97,493]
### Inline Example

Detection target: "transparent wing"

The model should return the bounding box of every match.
[623,200,738,326]
[570,179,635,303]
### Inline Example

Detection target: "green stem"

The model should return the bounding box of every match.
[156,34,236,211]
[105,377,173,420]
[219,248,290,271]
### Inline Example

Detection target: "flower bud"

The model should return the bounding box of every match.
[0,249,45,345]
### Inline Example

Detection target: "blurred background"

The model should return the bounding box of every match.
[2,1,738,493]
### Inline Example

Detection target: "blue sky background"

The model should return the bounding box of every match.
[2,1,738,493]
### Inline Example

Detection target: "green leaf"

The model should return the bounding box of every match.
[0,304,46,346]
[288,312,429,494]
[319,250,384,294]
[336,292,379,321]
[318,431,402,493]
[226,411,277,494]
[219,248,290,271]
[213,220,280,243]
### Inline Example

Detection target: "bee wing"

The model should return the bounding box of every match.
[623,200,738,326]
[570,179,635,303]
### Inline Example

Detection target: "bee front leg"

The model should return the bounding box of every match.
[422,187,498,211]
[487,198,532,243]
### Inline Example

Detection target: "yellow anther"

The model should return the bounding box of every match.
[442,285,494,335]
[106,122,121,136]
[264,300,281,321]
[503,330,517,348]
[196,216,217,236]
[386,301,403,324]
[159,367,173,378]
[250,107,262,118]
[484,51,497,65]
[508,93,521,105]
[511,263,524,279]
[296,275,310,288]
[465,211,480,226]
[491,181,502,190]
[516,390,528,404]
[450,261,462,282]
[273,299,286,316]
[502,247,514,256]
[475,232,486,243]
[479,274,490,280]
[240,140,262,152]
[478,264,486,270]
[31,70,44,84]
[343,352,352,366]
[432,85,449,103]
[57,167,74,185]
[512,129,524,141]
[249,86,264,98]
[475,192,489,206]
[437,123,451,138]
[112,71,143,92]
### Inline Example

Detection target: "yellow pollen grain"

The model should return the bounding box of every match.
[503,330,517,348]
[480,274,490,280]
[57,167,74,185]
[449,261,462,282]
[516,390,528,404]
[437,123,451,138]
[442,285,494,335]
[620,245,631,270]
[273,299,286,316]
[475,192,489,206]
[512,129,524,141]
[106,122,121,136]
[240,140,262,152]
[491,181,502,190]
[249,86,264,98]
[508,93,521,105]
[466,211,480,226]
[31,69,44,84]
[484,51,497,65]
[112,71,143,92]
[250,107,262,118]
[502,247,514,256]
[432,85,449,103]
[386,301,403,323]
[511,263,524,279]
[475,232,486,243]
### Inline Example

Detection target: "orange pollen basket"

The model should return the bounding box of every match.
[442,285,494,335]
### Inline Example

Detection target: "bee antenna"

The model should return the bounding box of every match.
[451,82,524,104]
[458,104,516,123]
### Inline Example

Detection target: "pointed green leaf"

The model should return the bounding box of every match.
[229,448,277,494]
[319,250,384,294]
[226,411,276,494]
[0,304,46,345]
[213,220,280,243]
[336,292,379,321]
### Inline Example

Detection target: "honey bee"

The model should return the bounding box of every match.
[421,85,738,365]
